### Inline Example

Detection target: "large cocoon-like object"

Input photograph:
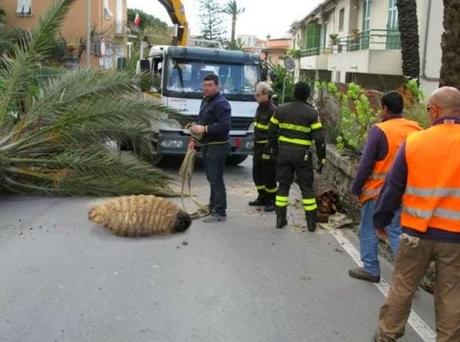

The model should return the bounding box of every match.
[89,195,191,237]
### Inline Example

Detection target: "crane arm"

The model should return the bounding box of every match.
[157,0,189,46]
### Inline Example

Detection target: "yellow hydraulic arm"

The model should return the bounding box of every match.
[158,0,189,46]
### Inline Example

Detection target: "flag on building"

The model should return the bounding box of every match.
[134,13,141,27]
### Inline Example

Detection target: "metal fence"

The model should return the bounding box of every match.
[337,29,401,53]
[300,29,401,57]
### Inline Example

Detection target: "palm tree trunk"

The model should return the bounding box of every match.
[439,0,460,89]
[231,15,236,43]
[397,0,420,80]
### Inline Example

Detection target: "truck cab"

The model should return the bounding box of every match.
[141,46,262,165]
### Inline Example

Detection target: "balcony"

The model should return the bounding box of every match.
[328,29,403,76]
[337,29,401,52]
[300,47,331,71]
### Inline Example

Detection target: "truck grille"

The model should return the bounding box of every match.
[185,116,253,131]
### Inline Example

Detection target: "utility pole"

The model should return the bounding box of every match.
[86,0,91,68]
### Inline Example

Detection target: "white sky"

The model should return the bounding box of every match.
[127,0,323,39]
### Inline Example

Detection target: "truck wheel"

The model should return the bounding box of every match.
[119,140,133,151]
[226,155,248,166]
[148,138,163,166]
[132,140,163,166]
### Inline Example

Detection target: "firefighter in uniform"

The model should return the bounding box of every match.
[267,82,326,231]
[249,82,278,212]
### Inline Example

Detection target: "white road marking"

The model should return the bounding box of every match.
[329,229,436,342]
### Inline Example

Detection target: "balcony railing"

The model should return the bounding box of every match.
[300,47,332,57]
[335,29,401,53]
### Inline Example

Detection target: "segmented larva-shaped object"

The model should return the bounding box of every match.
[89,195,191,237]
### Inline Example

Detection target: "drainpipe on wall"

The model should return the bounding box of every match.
[86,0,91,68]
[421,0,439,82]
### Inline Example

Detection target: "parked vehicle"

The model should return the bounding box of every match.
[138,46,264,165]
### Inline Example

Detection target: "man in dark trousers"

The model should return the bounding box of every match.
[373,87,460,341]
[268,82,326,231]
[349,92,422,283]
[249,82,278,212]
[190,74,231,223]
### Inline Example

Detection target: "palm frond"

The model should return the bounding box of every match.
[0,0,75,123]
[0,0,177,197]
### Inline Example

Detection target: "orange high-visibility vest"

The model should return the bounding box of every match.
[401,121,460,233]
[360,118,422,204]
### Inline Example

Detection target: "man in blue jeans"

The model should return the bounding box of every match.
[349,92,422,283]
[190,74,231,223]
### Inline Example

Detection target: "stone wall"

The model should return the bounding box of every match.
[319,144,360,220]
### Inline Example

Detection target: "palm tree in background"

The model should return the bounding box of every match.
[0,0,175,196]
[396,0,420,81]
[222,0,245,44]
[439,0,460,89]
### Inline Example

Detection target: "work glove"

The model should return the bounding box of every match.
[317,158,326,174]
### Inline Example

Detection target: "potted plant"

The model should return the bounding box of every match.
[351,29,360,40]
[329,34,339,46]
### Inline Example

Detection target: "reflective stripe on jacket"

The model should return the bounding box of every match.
[269,100,322,148]
[254,101,277,143]
[401,122,460,233]
[360,118,422,203]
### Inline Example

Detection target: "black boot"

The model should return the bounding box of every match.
[306,210,317,232]
[276,207,288,229]
[264,195,276,212]
[264,202,275,212]
[249,195,266,206]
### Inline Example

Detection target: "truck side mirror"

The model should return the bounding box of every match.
[269,70,277,82]
[261,65,268,81]
[139,59,151,72]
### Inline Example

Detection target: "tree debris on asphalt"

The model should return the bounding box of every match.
[88,195,191,237]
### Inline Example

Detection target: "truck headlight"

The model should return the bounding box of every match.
[160,140,184,148]
[245,141,254,149]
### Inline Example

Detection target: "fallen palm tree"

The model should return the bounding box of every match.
[0,0,174,196]
[89,195,191,237]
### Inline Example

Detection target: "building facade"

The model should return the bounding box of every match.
[291,0,443,95]
[237,34,266,56]
[3,0,128,69]
[263,37,291,65]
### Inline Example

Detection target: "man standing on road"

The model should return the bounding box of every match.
[373,87,460,342]
[190,74,231,223]
[349,92,422,283]
[268,82,326,231]
[249,82,278,212]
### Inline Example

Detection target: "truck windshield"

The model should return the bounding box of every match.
[166,59,259,96]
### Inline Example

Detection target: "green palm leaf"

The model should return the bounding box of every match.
[0,0,177,197]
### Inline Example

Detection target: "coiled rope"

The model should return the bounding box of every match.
[178,124,210,219]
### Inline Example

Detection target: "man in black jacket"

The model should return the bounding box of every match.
[249,82,278,212]
[268,82,326,231]
[190,74,231,223]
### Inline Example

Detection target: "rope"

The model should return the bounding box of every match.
[179,124,210,220]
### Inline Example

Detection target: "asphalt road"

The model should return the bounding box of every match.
[0,157,436,342]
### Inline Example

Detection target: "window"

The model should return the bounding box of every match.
[305,23,321,49]
[16,0,32,16]
[362,0,371,32]
[388,0,398,30]
[361,0,372,49]
[166,59,259,96]
[339,8,345,31]
[387,0,400,49]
